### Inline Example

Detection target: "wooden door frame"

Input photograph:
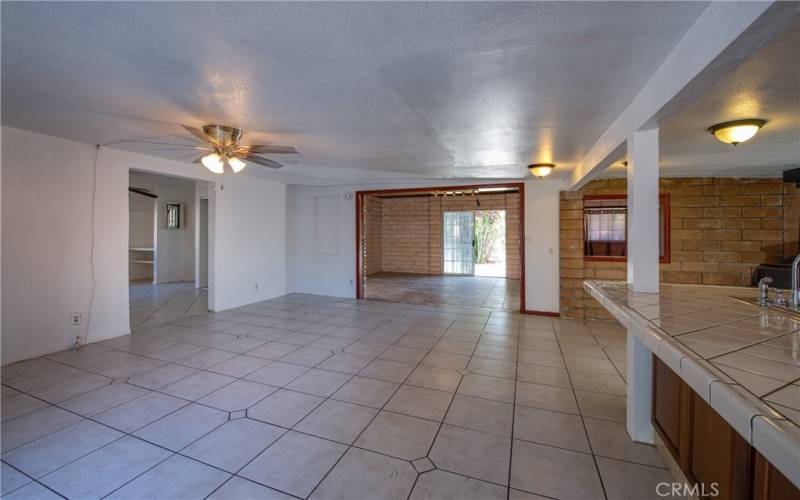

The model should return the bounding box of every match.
[355,181,545,315]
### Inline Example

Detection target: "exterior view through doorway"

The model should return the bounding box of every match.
[443,210,507,278]
[355,183,527,312]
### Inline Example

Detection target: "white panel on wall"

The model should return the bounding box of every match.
[314,195,340,255]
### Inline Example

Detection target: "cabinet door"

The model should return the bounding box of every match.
[753,451,800,500]
[690,393,752,500]
[653,356,690,466]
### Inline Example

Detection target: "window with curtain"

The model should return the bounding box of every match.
[583,194,670,261]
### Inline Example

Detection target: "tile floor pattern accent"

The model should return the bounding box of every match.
[1,293,680,499]
[364,273,521,312]
[129,280,208,328]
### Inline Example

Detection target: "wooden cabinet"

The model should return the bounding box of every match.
[652,356,799,500]
[653,355,690,468]
[690,392,753,499]
[753,452,800,500]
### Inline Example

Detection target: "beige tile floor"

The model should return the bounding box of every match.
[129,281,208,328]
[365,273,521,312]
[1,290,678,500]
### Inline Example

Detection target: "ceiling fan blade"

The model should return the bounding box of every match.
[245,155,284,169]
[192,154,205,164]
[134,139,212,150]
[247,144,298,155]
[182,124,217,145]
[232,147,298,164]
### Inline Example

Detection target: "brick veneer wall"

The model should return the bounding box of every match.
[381,196,432,274]
[365,192,521,278]
[364,196,383,275]
[561,177,800,319]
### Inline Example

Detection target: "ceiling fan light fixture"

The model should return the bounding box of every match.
[185,124,297,172]
[528,163,555,178]
[201,153,224,174]
[708,119,766,145]
[228,156,247,173]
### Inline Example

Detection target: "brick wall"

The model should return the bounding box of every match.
[561,177,800,319]
[364,196,383,275]
[364,192,521,278]
[381,197,432,274]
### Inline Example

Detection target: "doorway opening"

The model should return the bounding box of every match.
[355,183,525,312]
[198,197,209,289]
[474,210,507,277]
[128,170,211,328]
[442,210,507,278]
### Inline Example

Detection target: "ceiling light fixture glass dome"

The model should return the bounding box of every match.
[227,156,247,173]
[708,119,766,145]
[528,163,555,178]
[201,153,225,174]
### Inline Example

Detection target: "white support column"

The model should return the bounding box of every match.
[627,128,660,293]
[626,127,659,444]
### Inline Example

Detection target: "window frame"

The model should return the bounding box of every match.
[582,193,671,264]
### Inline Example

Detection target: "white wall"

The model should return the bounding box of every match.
[286,180,561,313]
[523,180,561,313]
[213,175,286,311]
[1,126,287,365]
[2,128,97,363]
[287,185,358,298]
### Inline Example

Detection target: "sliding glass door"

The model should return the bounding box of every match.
[442,211,474,275]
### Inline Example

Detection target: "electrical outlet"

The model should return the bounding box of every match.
[71,312,82,326]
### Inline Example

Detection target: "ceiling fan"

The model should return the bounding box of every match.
[182,124,298,174]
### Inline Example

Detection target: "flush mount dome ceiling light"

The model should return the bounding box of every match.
[708,119,766,145]
[528,163,555,178]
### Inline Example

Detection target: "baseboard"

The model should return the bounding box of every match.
[521,309,560,317]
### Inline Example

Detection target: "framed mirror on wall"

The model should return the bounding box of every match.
[165,202,182,230]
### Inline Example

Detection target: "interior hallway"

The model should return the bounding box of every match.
[1,286,679,500]
[364,273,521,312]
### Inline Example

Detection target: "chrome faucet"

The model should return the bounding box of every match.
[758,277,772,306]
[792,254,800,307]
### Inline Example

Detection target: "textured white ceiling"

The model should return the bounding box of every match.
[603,20,800,179]
[1,2,711,185]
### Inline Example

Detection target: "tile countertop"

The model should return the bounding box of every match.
[584,280,800,487]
